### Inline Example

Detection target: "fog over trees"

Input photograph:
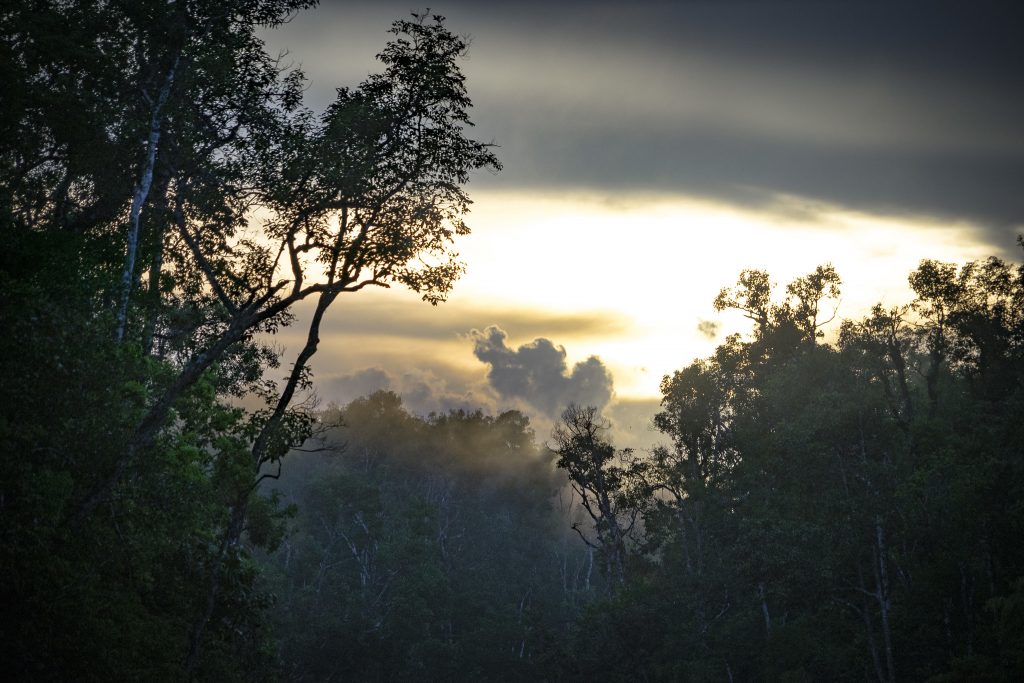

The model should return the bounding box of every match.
[3,2,1024,681]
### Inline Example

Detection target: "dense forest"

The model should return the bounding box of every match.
[3,2,1023,681]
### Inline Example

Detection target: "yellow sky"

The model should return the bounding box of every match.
[445,190,996,397]
[289,189,1000,410]
[254,2,1022,443]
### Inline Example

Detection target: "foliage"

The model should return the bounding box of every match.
[557,254,1024,681]
[3,1,1023,679]
[1,3,495,678]
[262,393,577,681]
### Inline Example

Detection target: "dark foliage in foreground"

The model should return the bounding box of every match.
[2,0,1023,680]
[1,1,496,679]
[554,255,1024,681]
[256,253,1024,682]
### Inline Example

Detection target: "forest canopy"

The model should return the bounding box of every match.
[2,1,1024,681]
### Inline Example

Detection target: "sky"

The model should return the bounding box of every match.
[263,0,1024,447]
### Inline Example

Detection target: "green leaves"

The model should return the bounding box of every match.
[619,254,1024,679]
[2,3,507,678]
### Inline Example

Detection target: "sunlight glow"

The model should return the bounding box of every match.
[450,190,996,398]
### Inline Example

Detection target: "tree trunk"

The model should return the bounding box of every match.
[184,288,339,672]
[852,561,888,683]
[758,581,772,635]
[874,520,896,682]
[115,56,178,342]
[140,169,172,356]
[184,497,247,678]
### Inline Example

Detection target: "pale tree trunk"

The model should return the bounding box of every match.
[141,170,172,356]
[856,561,888,683]
[595,476,627,590]
[862,596,887,683]
[838,449,890,683]
[115,56,178,342]
[140,230,165,356]
[584,546,594,592]
[873,519,896,682]
[758,581,772,636]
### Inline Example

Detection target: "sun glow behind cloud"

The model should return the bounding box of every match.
[446,190,996,398]
[252,1,1024,443]
[277,186,1001,424]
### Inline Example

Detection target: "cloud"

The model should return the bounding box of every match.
[266,0,1024,246]
[309,324,654,450]
[324,367,392,404]
[697,319,720,340]
[306,293,629,342]
[470,325,614,417]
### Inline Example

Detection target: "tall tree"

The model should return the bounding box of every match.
[1,4,498,677]
[553,405,638,591]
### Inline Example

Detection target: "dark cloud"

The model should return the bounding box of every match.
[471,326,614,416]
[476,122,1024,233]
[268,1,1024,247]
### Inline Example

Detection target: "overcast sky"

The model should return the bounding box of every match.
[263,1,1024,445]
[270,0,1024,234]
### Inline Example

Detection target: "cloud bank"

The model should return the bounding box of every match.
[266,0,1024,247]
